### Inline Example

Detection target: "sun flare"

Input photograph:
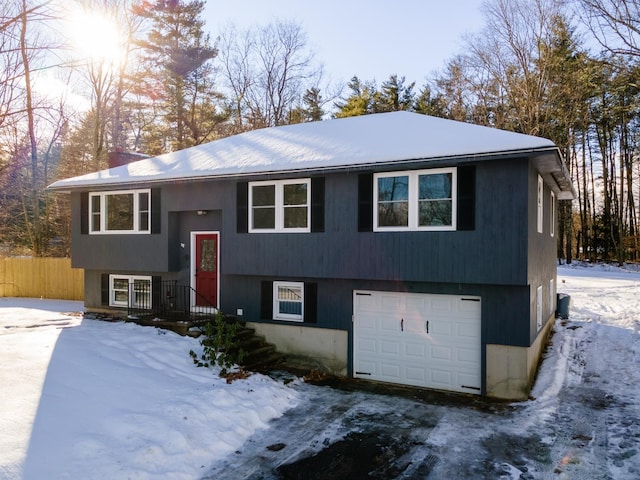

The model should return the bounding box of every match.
[66,7,126,67]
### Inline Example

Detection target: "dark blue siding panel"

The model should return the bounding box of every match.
[220,275,532,349]
[222,158,529,286]
[73,156,539,349]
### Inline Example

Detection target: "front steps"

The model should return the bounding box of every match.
[87,311,287,373]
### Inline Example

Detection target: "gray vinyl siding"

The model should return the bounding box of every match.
[526,161,559,344]
[73,155,546,349]
[70,192,169,271]
[224,158,529,286]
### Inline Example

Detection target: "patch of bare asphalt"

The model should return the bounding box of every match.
[200,375,511,480]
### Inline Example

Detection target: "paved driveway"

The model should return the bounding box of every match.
[203,312,640,479]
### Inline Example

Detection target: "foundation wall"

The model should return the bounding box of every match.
[486,314,556,400]
[246,322,349,375]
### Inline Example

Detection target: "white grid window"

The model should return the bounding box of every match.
[90,189,151,234]
[273,281,304,322]
[374,167,456,232]
[109,275,151,308]
[249,179,310,233]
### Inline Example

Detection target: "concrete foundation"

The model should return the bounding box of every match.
[246,322,348,375]
[486,314,556,400]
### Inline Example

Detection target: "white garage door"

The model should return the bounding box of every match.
[353,290,482,395]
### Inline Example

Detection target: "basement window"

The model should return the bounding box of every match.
[109,274,151,308]
[273,281,304,322]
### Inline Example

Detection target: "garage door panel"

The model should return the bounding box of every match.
[380,295,402,312]
[430,369,452,386]
[457,347,481,363]
[357,337,377,354]
[431,297,452,312]
[380,318,402,334]
[354,290,481,395]
[380,340,401,356]
[405,341,427,358]
[358,313,378,330]
[429,322,452,337]
[380,361,402,378]
[406,297,427,312]
[431,345,452,361]
[405,366,427,382]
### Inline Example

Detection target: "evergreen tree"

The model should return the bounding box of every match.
[334,76,376,117]
[302,87,325,121]
[135,0,225,151]
[413,85,447,117]
[373,74,415,112]
[287,87,325,124]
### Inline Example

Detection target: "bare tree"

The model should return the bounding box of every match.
[219,20,322,131]
[577,0,640,58]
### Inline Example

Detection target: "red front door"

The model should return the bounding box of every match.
[194,233,218,307]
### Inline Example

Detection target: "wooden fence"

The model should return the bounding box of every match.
[0,257,84,300]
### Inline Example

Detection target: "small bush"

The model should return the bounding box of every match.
[189,312,245,375]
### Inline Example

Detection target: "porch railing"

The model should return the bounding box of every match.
[127,280,218,322]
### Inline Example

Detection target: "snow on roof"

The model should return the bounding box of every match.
[48,111,559,191]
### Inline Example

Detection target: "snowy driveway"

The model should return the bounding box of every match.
[2,264,640,479]
[205,264,640,479]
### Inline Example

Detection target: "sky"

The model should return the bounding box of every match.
[204,0,488,86]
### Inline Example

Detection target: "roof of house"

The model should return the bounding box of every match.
[48,111,575,199]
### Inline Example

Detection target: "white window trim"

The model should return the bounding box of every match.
[249,179,311,233]
[536,285,543,332]
[109,274,152,308]
[550,190,556,237]
[373,167,457,232]
[272,281,304,322]
[537,175,544,234]
[89,189,151,234]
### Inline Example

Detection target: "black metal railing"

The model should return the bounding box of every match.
[127,280,217,322]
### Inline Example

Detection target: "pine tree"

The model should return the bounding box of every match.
[302,87,325,121]
[413,85,447,117]
[373,74,415,112]
[134,0,225,151]
[334,76,376,118]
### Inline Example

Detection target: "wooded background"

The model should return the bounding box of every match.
[1,0,639,263]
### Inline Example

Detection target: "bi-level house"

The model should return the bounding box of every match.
[49,112,575,400]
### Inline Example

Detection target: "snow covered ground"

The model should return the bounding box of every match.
[1,263,640,479]
[0,299,298,480]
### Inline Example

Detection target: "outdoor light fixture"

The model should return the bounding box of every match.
[196,210,207,216]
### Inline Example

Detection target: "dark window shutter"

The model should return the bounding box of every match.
[80,192,89,234]
[457,166,476,231]
[151,189,161,234]
[237,182,249,233]
[151,276,162,310]
[358,173,373,232]
[304,283,318,324]
[260,281,273,320]
[101,273,110,306]
[311,177,325,232]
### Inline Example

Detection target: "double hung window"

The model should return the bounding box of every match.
[550,190,556,237]
[537,175,544,234]
[273,281,304,321]
[249,179,310,232]
[90,189,151,234]
[374,168,456,231]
